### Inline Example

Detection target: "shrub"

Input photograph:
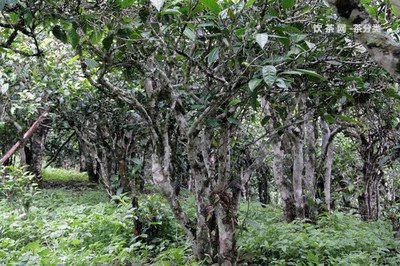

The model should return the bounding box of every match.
[0,165,38,213]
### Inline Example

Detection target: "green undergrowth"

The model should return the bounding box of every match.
[238,204,400,265]
[0,189,191,265]
[42,167,88,182]
[1,168,399,265]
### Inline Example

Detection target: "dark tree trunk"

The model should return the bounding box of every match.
[29,125,48,185]
[258,168,271,205]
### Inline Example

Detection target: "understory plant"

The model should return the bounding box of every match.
[0,165,39,213]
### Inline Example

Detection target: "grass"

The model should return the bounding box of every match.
[1,167,399,265]
[42,167,88,182]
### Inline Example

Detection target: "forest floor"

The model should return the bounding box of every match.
[0,168,399,265]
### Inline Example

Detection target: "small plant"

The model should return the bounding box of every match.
[0,165,39,213]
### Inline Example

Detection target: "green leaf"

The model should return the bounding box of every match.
[207,47,219,66]
[282,0,295,9]
[68,55,80,64]
[336,115,364,126]
[244,0,256,8]
[85,58,98,69]
[183,28,196,41]
[280,70,303,75]
[102,35,114,51]
[296,69,326,80]
[206,117,219,128]
[275,78,287,89]
[228,98,241,107]
[71,239,81,245]
[281,69,326,80]
[248,79,262,91]
[120,0,135,8]
[90,31,103,44]
[201,0,222,15]
[67,28,80,49]
[323,114,335,124]
[1,83,9,94]
[24,241,40,251]
[261,116,270,126]
[262,65,277,87]
[52,26,68,44]
[255,33,269,49]
[150,0,164,11]
[386,88,400,100]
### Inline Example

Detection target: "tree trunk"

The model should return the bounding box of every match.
[291,134,305,219]
[273,137,296,221]
[0,111,48,166]
[214,123,238,266]
[29,124,49,185]
[320,120,335,212]
[304,120,317,218]
[258,168,271,205]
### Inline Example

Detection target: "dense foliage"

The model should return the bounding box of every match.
[1,0,400,264]
[0,169,399,265]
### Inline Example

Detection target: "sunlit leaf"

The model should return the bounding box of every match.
[262,65,277,87]
[255,33,269,49]
[150,0,164,11]
[201,0,221,15]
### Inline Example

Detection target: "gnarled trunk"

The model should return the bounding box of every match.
[304,119,317,218]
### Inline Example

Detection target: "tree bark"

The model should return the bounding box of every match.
[29,124,49,184]
[304,119,317,218]
[320,120,336,212]
[0,111,48,165]
[273,138,296,221]
[291,133,305,219]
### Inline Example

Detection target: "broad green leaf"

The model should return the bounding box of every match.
[244,0,256,8]
[207,47,219,65]
[52,26,68,44]
[261,116,270,126]
[276,78,287,89]
[67,28,80,49]
[248,79,262,91]
[323,114,336,124]
[120,0,135,8]
[86,58,98,69]
[282,0,295,9]
[23,241,40,251]
[102,35,114,51]
[386,88,400,100]
[183,28,196,41]
[296,69,326,80]
[255,33,269,49]
[228,98,241,107]
[206,117,219,128]
[281,69,326,80]
[262,65,277,87]
[71,239,81,245]
[90,31,103,44]
[201,0,221,15]
[150,0,164,11]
